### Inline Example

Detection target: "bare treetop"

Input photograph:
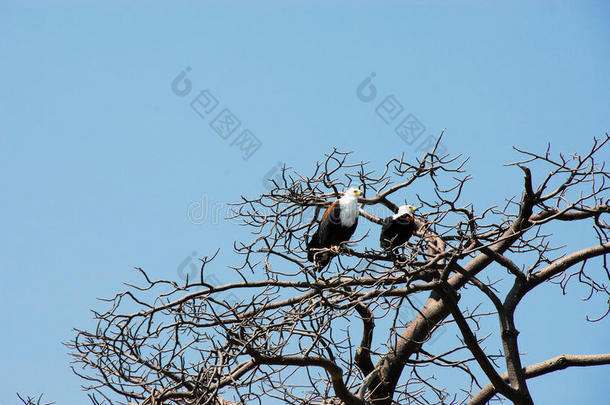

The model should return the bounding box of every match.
[69,134,610,405]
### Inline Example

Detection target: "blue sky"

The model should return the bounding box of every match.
[1,1,609,404]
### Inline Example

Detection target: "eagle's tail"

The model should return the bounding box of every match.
[307,233,334,267]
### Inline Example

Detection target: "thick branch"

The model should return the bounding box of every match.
[435,283,518,401]
[469,353,610,405]
[526,242,610,291]
[248,352,364,405]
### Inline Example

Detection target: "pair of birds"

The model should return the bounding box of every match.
[306,188,417,267]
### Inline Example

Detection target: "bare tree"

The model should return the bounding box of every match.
[69,134,610,405]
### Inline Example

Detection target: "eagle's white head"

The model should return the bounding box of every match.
[393,204,417,219]
[342,187,362,201]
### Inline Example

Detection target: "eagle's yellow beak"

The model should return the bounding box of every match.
[354,189,362,196]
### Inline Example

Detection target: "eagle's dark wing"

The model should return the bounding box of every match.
[379,217,394,249]
[307,200,340,262]
[380,214,414,250]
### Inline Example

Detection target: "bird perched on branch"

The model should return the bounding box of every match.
[307,188,362,267]
[380,204,417,252]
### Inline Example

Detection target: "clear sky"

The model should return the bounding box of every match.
[1,1,609,404]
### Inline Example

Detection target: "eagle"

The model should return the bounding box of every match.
[307,188,362,267]
[380,204,417,252]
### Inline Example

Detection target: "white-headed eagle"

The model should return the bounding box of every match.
[307,188,362,267]
[380,204,417,252]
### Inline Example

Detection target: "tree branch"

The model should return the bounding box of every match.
[434,282,518,402]
[469,353,610,405]
[247,352,364,405]
[526,242,610,294]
